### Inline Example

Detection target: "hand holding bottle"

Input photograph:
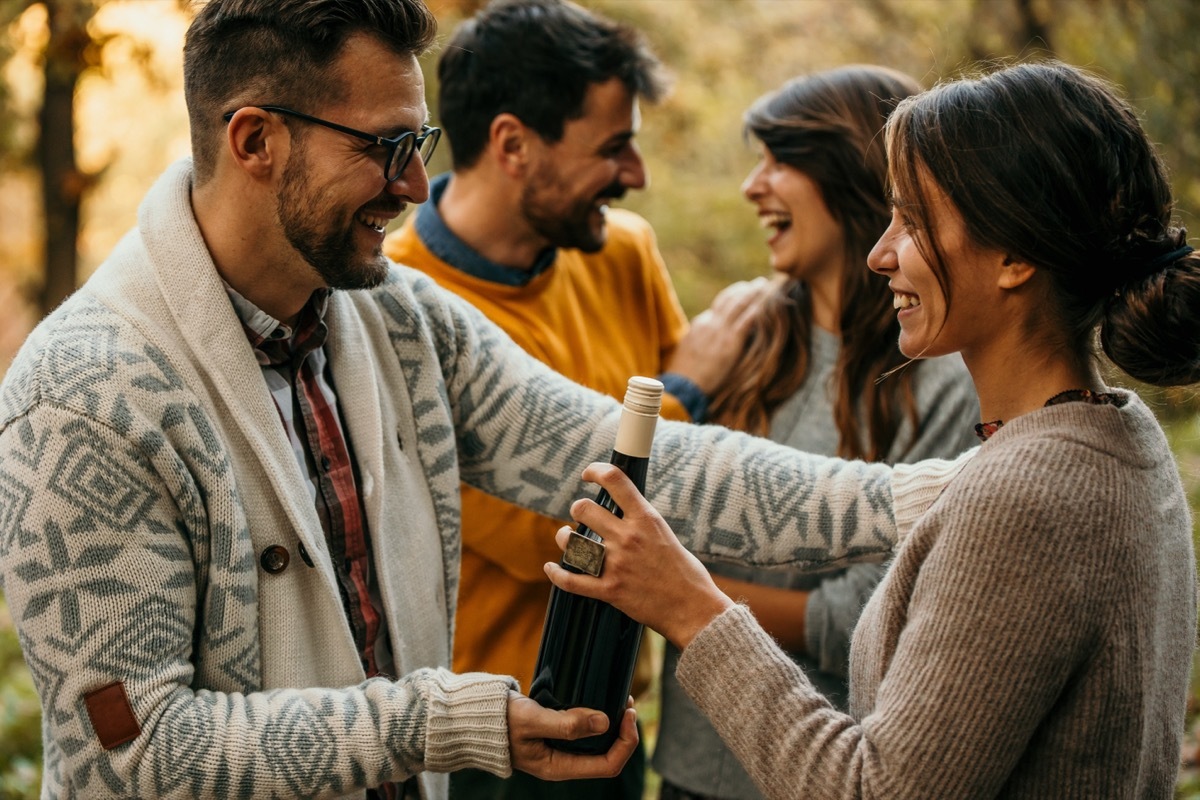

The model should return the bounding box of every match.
[532,377,662,754]
[506,691,639,780]
[544,462,736,651]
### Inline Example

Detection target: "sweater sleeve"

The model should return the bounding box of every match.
[0,400,516,798]
[676,446,1106,800]
[407,272,902,573]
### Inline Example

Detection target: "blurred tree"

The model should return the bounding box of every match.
[962,0,1055,60]
[2,0,190,318]
[38,0,101,316]
[0,3,23,158]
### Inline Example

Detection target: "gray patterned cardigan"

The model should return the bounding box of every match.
[0,160,933,799]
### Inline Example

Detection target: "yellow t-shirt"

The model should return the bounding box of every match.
[384,203,690,692]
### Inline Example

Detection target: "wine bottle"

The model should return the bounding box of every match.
[530,376,663,754]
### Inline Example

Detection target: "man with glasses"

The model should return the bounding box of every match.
[383,2,756,797]
[0,1,641,797]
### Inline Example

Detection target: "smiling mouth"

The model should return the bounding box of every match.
[759,211,793,236]
[893,292,921,309]
[356,211,392,233]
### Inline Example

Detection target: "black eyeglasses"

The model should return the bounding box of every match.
[222,105,441,182]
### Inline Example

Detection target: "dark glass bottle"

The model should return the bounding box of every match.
[530,376,663,754]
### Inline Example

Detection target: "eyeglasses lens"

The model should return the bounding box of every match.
[385,129,440,182]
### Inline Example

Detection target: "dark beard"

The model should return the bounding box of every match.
[520,167,625,254]
[276,142,390,291]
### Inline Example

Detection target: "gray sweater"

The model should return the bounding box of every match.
[655,327,979,799]
[676,393,1196,799]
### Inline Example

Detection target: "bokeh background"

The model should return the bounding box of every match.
[1,1,1199,797]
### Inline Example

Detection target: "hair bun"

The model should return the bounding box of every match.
[1102,251,1200,386]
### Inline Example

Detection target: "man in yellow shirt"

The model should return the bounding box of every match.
[383,1,754,797]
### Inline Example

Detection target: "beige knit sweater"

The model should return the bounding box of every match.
[678,393,1196,799]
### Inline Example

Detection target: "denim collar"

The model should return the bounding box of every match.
[414,173,557,286]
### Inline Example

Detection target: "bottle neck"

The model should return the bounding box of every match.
[608,448,650,494]
[614,407,657,458]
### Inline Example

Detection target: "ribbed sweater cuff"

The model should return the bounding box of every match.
[423,669,518,776]
[677,604,777,700]
[891,446,979,541]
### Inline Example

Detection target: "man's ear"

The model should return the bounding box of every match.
[489,112,533,178]
[224,108,286,179]
[998,254,1037,290]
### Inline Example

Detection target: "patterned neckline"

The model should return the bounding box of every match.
[974,388,1127,442]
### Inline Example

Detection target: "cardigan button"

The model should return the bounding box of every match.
[260,545,290,574]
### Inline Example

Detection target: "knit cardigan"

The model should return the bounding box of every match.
[0,159,939,799]
[677,394,1196,799]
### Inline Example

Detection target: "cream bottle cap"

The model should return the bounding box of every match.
[615,376,663,457]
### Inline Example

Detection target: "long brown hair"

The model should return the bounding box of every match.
[708,65,922,461]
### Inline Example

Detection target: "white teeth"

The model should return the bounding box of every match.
[893,293,921,310]
[357,212,387,232]
[759,212,792,230]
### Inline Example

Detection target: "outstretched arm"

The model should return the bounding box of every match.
[414,270,900,574]
[545,451,1099,800]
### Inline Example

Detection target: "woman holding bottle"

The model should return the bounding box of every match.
[653,65,979,800]
[548,60,1199,798]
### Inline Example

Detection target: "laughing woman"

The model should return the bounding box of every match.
[653,65,979,800]
[548,60,1199,799]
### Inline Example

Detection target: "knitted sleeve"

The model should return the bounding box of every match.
[675,439,1118,800]
[400,271,901,573]
[0,333,514,798]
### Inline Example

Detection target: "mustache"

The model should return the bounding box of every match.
[361,197,404,216]
[595,182,626,202]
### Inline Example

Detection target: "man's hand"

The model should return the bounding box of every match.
[665,277,771,395]
[507,692,638,780]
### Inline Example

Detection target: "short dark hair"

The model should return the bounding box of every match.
[887,60,1200,387]
[437,0,669,169]
[184,0,438,182]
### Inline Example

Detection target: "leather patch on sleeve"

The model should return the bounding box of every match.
[83,681,141,750]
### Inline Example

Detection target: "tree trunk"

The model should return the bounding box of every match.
[37,0,93,316]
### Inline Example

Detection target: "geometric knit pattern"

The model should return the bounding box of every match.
[0,160,899,798]
[384,197,692,693]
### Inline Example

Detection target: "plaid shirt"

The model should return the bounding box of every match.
[225,285,393,680]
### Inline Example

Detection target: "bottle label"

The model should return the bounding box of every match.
[613,411,657,458]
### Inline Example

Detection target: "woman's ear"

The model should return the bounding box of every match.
[998,254,1037,289]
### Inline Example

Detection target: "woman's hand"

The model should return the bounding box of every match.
[663,276,770,395]
[544,462,736,650]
